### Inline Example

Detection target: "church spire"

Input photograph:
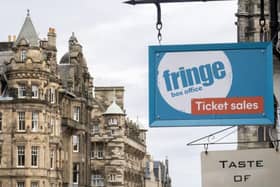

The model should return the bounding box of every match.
[15,10,39,47]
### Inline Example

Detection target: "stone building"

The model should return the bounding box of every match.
[144,155,171,187]
[91,87,147,187]
[58,31,94,186]
[0,12,170,187]
[236,0,280,149]
[0,13,64,187]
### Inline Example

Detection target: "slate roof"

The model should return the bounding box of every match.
[15,14,39,47]
[104,101,124,115]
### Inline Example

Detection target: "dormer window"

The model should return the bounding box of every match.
[21,50,27,62]
[108,118,118,126]
[18,85,26,98]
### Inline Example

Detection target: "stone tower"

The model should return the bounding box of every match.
[91,87,147,187]
[0,12,63,186]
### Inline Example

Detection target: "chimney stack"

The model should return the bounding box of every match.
[47,27,56,50]
[8,35,11,42]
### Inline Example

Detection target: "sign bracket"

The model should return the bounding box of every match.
[124,0,232,43]
[187,126,280,153]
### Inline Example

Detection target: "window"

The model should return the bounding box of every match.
[31,182,38,187]
[73,135,79,152]
[50,117,55,136]
[91,143,95,158]
[91,143,104,159]
[73,107,80,121]
[73,163,80,184]
[0,112,2,131]
[21,50,27,61]
[18,112,25,131]
[18,85,26,98]
[109,174,116,182]
[50,88,55,103]
[50,150,54,169]
[17,146,25,167]
[97,143,104,159]
[31,146,39,167]
[91,174,104,187]
[108,118,118,125]
[32,112,39,132]
[0,145,2,165]
[32,85,38,98]
[92,124,99,134]
[17,182,25,187]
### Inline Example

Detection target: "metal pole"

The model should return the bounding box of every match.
[270,0,279,44]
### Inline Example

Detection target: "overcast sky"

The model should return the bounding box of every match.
[0,0,238,186]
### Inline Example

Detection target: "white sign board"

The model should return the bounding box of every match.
[201,148,280,187]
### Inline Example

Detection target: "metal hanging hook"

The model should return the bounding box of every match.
[154,2,163,44]
[259,0,266,41]
[204,144,208,155]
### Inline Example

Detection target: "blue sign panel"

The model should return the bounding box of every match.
[149,42,274,127]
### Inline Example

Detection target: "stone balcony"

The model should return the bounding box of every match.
[61,117,89,132]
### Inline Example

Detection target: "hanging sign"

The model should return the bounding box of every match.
[201,148,280,187]
[149,42,274,127]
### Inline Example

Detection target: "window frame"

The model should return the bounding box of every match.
[72,135,80,153]
[18,112,25,132]
[50,117,55,136]
[50,87,55,104]
[0,144,2,165]
[20,50,27,62]
[91,174,104,187]
[0,112,2,132]
[92,124,99,134]
[18,85,26,98]
[73,106,80,121]
[31,112,39,132]
[17,146,25,167]
[31,146,39,167]
[73,163,80,184]
[97,143,104,159]
[31,182,39,187]
[17,181,25,187]
[31,85,39,99]
[50,150,55,169]
[108,118,118,126]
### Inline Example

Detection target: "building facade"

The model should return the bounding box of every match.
[91,87,147,187]
[0,12,170,187]
[236,0,280,149]
[0,13,64,187]
[144,155,171,187]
